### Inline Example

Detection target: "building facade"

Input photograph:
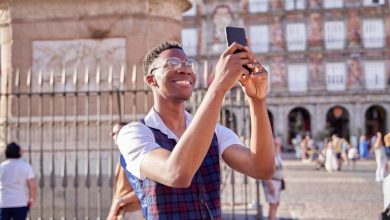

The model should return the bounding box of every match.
[182,0,390,148]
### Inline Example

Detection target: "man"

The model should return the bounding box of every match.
[118,41,275,219]
[107,123,143,220]
[0,142,36,219]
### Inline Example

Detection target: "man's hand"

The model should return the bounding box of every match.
[238,47,268,101]
[106,207,119,220]
[211,43,255,93]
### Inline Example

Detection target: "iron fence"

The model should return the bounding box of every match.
[0,65,264,219]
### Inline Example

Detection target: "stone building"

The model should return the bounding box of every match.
[182,0,390,149]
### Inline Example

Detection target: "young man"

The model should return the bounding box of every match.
[118,41,275,219]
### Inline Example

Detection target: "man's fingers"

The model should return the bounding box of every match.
[222,42,245,57]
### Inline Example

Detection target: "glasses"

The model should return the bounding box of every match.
[150,57,198,74]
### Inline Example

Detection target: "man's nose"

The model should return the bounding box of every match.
[178,64,193,74]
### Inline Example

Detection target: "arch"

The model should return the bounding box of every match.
[326,105,350,140]
[287,107,311,143]
[365,105,387,137]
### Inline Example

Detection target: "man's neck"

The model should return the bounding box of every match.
[153,102,186,137]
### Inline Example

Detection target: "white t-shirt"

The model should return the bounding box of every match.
[117,108,242,180]
[0,159,35,208]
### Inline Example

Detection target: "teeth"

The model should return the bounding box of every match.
[174,80,191,85]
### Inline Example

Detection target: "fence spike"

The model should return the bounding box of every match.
[96,65,101,85]
[131,64,137,89]
[84,66,89,84]
[26,68,31,87]
[73,66,78,86]
[120,63,125,84]
[50,69,54,87]
[14,69,19,87]
[62,67,66,85]
[203,60,208,88]
[38,70,43,86]
[108,65,113,85]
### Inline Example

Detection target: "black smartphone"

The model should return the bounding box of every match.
[225,26,252,73]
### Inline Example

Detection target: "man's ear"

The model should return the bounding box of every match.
[145,74,157,86]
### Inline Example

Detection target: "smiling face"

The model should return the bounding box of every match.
[146,48,196,102]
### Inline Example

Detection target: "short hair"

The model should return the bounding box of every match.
[142,41,183,75]
[5,142,21,159]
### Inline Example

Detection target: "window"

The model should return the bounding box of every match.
[286,23,307,51]
[249,0,269,13]
[249,25,269,53]
[288,64,308,92]
[362,19,384,48]
[323,0,343,8]
[284,0,306,10]
[183,3,196,16]
[364,61,385,89]
[324,21,345,49]
[326,62,346,91]
[363,0,385,6]
[181,28,198,56]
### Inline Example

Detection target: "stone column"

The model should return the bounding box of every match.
[0,3,11,155]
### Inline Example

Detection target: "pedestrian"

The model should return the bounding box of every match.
[325,141,338,172]
[372,132,388,182]
[382,174,390,218]
[117,41,275,219]
[107,123,143,220]
[359,135,369,159]
[384,132,390,157]
[347,144,359,170]
[262,137,284,220]
[0,142,36,220]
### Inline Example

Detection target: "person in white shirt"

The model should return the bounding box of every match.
[0,142,36,220]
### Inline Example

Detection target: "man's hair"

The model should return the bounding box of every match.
[142,41,183,75]
[5,142,21,159]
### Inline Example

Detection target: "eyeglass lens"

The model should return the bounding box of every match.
[165,57,197,72]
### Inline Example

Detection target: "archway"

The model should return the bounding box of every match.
[365,105,387,137]
[326,106,350,140]
[288,107,311,143]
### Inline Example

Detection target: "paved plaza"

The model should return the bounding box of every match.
[223,155,385,220]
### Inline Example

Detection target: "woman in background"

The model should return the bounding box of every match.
[262,138,284,220]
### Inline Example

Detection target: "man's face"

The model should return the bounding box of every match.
[147,48,196,102]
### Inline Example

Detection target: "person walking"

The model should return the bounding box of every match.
[325,141,338,172]
[107,123,143,220]
[262,138,284,220]
[0,142,36,220]
[117,41,275,219]
[359,135,369,159]
[372,132,388,182]
[383,174,390,218]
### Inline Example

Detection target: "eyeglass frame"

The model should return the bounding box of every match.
[149,57,198,74]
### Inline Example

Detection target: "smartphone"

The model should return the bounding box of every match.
[225,26,252,73]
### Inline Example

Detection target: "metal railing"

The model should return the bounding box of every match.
[0,66,264,219]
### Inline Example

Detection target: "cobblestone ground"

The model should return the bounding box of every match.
[223,156,386,220]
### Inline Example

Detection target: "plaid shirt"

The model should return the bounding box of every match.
[121,119,221,220]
